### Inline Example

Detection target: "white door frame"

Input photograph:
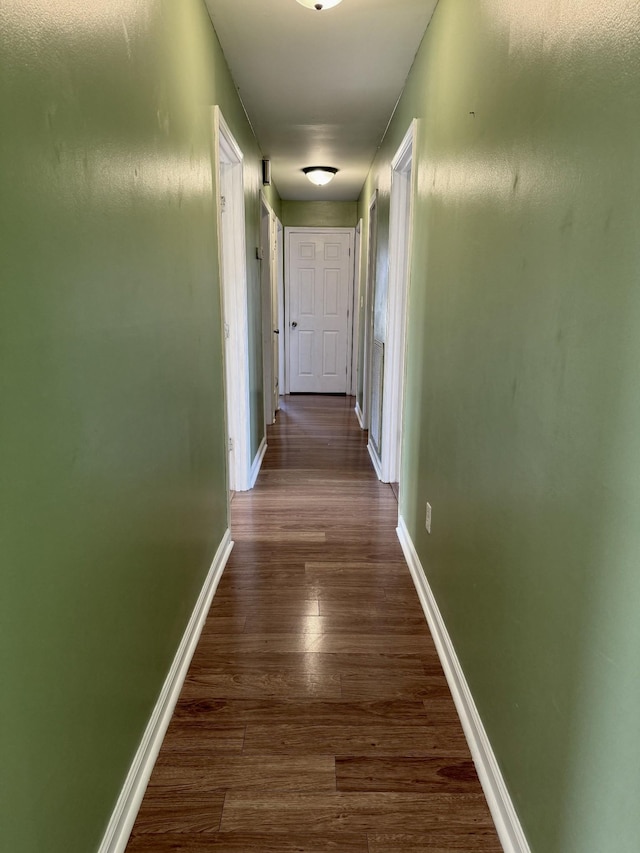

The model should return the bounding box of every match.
[361,191,378,430]
[213,106,251,492]
[284,227,355,395]
[380,119,417,484]
[276,220,285,404]
[260,192,281,427]
[351,218,363,401]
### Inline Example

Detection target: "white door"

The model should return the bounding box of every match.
[260,202,274,426]
[271,217,281,415]
[287,230,353,394]
[261,200,282,426]
[276,221,285,409]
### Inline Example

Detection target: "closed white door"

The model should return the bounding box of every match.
[288,231,353,394]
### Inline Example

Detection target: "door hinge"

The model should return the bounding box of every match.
[220,195,226,212]
[228,437,234,452]
[224,322,230,340]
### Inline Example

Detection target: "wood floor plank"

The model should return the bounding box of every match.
[341,672,453,701]
[367,833,504,852]
[304,561,410,575]
[148,755,336,794]
[219,792,496,834]
[188,651,428,678]
[215,568,308,589]
[180,671,342,700]
[126,834,369,852]
[317,600,423,618]
[314,586,411,605]
[172,698,433,726]
[130,793,226,835]
[171,695,460,728]
[242,613,432,635]
[159,723,246,754]
[243,724,471,756]
[335,756,481,793]
[225,546,405,566]
[208,600,320,618]
[231,530,327,543]
[311,575,416,591]
[195,633,438,655]
[384,587,431,607]
[203,617,247,633]
[209,591,322,608]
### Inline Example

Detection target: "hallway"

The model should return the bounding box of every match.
[125,395,501,852]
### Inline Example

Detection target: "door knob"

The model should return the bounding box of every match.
[291,321,298,328]
[274,329,280,334]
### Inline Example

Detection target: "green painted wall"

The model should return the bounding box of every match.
[0,2,278,851]
[282,200,357,228]
[359,1,640,851]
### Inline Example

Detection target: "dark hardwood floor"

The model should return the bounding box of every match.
[125,394,501,853]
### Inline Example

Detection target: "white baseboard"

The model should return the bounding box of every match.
[250,437,267,488]
[367,440,383,481]
[98,529,234,853]
[355,401,364,430]
[396,517,530,853]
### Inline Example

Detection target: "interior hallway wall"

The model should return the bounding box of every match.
[0,2,279,851]
[282,200,357,228]
[358,1,640,851]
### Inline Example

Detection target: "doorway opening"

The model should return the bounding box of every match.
[213,107,251,493]
[352,218,363,402]
[276,220,285,404]
[359,193,378,433]
[369,121,416,487]
[260,195,282,428]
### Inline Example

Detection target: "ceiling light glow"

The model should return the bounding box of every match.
[303,166,339,186]
[295,0,344,10]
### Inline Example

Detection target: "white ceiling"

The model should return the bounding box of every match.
[204,0,438,201]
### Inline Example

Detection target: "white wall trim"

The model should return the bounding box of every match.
[98,530,234,853]
[396,517,531,853]
[367,440,383,480]
[249,436,268,488]
[355,400,364,430]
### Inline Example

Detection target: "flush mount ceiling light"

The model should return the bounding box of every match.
[295,0,343,10]
[303,166,339,186]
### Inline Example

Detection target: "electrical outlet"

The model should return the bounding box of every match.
[425,502,432,533]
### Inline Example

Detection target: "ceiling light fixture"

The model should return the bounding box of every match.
[303,166,339,186]
[295,0,344,11]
